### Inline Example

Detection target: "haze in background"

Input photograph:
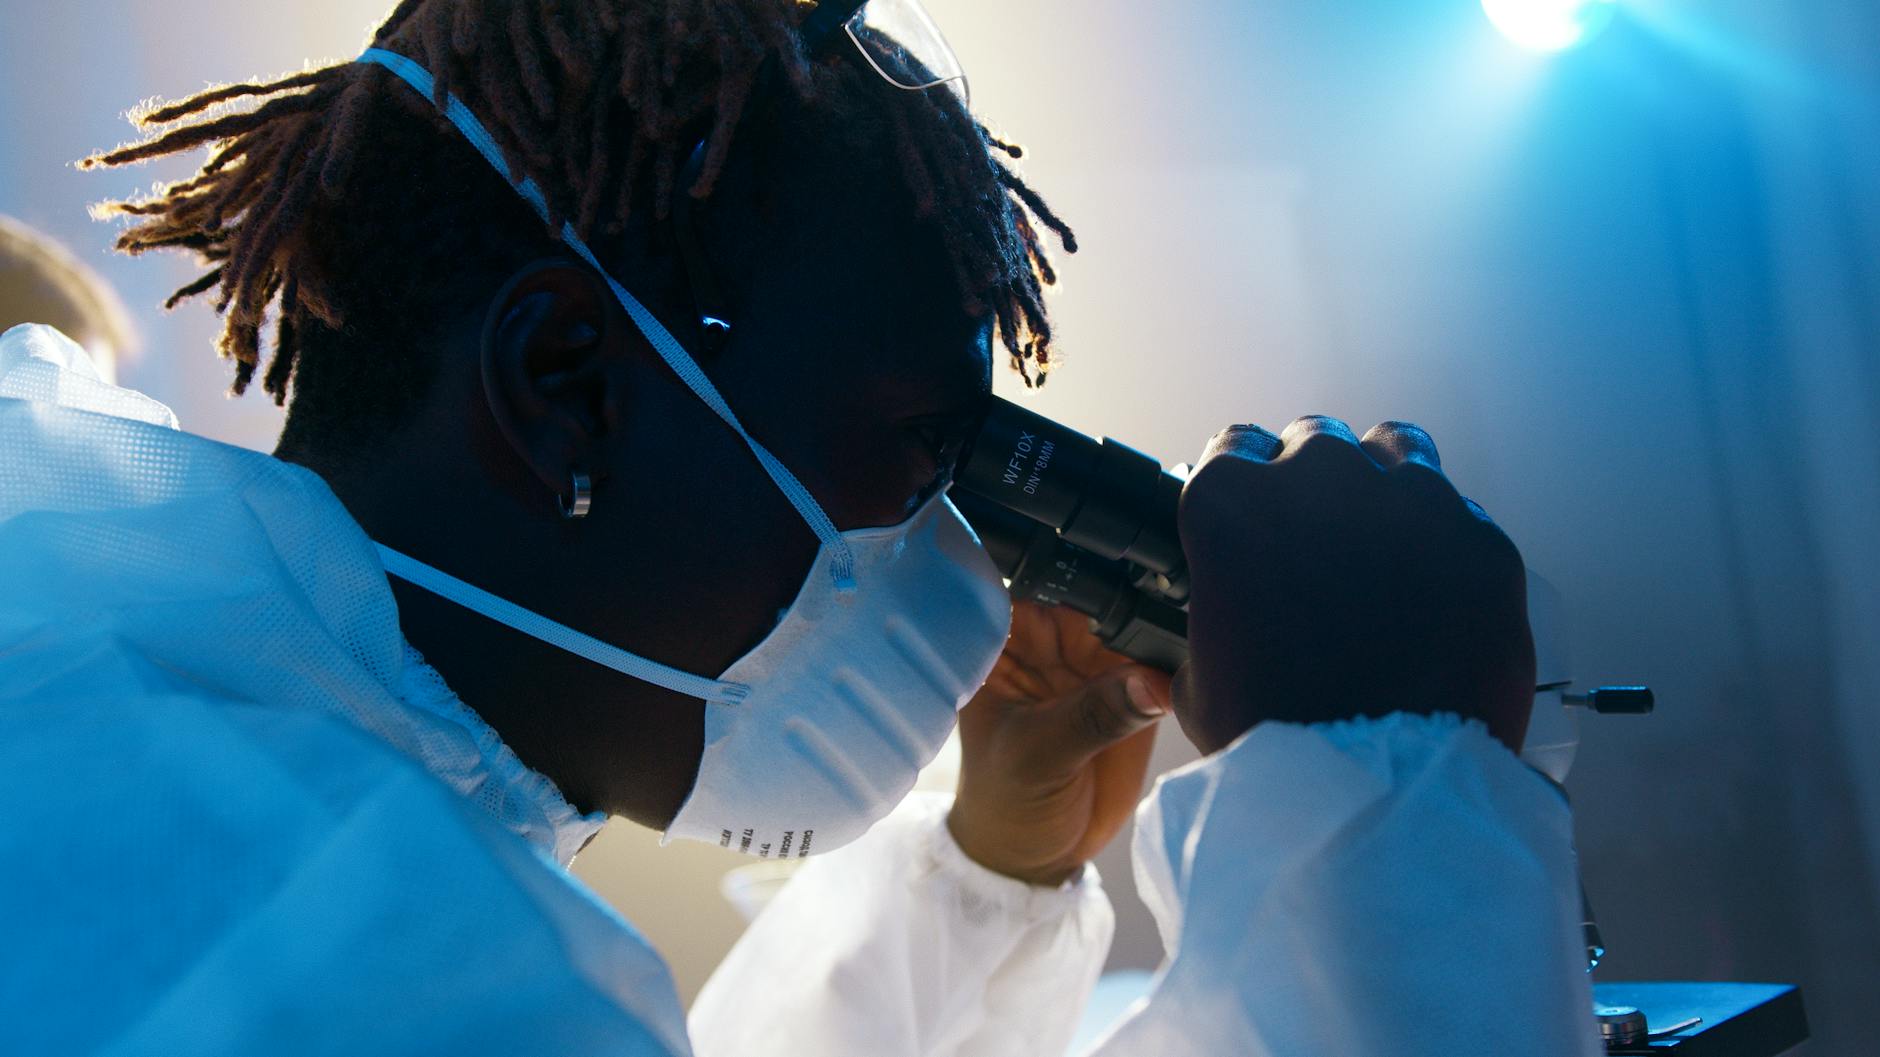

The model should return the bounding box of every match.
[4,1,1874,1049]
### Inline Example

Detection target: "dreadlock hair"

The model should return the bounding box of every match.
[82,0,1076,463]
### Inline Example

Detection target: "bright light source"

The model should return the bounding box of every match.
[1481,0,1616,52]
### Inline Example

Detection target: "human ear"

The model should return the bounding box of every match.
[479,259,635,512]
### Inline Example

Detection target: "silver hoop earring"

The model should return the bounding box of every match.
[559,470,592,520]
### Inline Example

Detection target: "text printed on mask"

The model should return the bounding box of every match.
[722,828,815,858]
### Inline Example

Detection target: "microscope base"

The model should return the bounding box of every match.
[1593,982,1807,1056]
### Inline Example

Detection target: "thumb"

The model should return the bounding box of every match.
[1051,665,1171,762]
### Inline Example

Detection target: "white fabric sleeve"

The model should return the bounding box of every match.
[0,686,693,1057]
[1085,712,1603,1057]
[688,791,1114,1057]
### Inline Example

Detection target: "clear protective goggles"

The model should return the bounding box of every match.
[826,0,970,106]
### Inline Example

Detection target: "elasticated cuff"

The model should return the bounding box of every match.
[902,791,1103,925]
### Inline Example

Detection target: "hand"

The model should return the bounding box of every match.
[1175,416,1533,756]
[948,602,1173,887]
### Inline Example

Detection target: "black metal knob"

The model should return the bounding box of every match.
[1596,1005,1649,1047]
[1566,686,1655,714]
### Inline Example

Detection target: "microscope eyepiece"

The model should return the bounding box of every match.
[950,397,1190,672]
[954,397,1188,599]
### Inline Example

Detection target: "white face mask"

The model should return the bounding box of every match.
[666,491,1008,855]
[361,48,1013,856]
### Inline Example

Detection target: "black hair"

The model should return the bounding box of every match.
[83,0,1075,460]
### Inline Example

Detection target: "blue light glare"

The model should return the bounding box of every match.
[1481,0,1617,52]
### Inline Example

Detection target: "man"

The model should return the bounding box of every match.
[0,0,1596,1053]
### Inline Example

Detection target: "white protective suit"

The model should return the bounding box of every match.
[0,322,1598,1056]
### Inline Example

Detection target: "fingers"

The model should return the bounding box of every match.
[1201,417,1442,469]
[1278,414,1362,451]
[1360,420,1441,470]
[1275,417,1459,511]
[1196,423,1282,469]
[970,659,1171,779]
[1268,415,1380,483]
[1270,416,1445,473]
[1356,419,1458,513]
[1271,415,1378,488]
[1086,718,1161,844]
[1182,414,1468,556]
[1182,424,1281,536]
[994,602,1132,690]
[1059,665,1171,761]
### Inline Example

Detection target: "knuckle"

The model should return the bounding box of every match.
[1210,422,1278,443]
[1199,423,1281,466]
[1367,419,1434,442]
[1288,413,1351,433]
[1279,415,1360,452]
[1362,421,1442,468]
[1287,428,1364,465]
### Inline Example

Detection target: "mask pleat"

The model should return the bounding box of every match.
[884,613,976,705]
[831,667,932,772]
[781,716,884,814]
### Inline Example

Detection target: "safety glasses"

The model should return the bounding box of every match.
[800,0,969,105]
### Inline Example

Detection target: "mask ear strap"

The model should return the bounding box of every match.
[376,545,750,705]
[357,48,857,591]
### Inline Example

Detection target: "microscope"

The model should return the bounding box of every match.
[948,396,1811,1056]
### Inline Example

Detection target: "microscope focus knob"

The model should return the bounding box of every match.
[1566,686,1655,715]
[1595,1004,1649,1047]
